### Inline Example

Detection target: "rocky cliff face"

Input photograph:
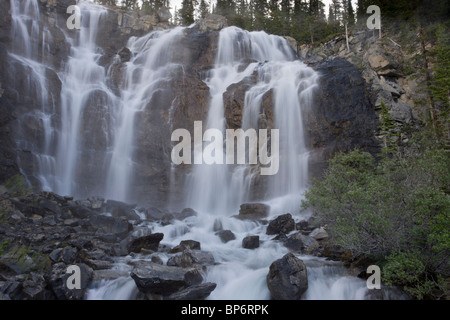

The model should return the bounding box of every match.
[0,1,400,208]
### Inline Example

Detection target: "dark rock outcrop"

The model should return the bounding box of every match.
[284,232,319,255]
[127,233,164,254]
[242,235,260,249]
[266,213,295,235]
[216,230,236,243]
[130,262,203,296]
[237,203,270,220]
[266,253,308,300]
[166,282,217,300]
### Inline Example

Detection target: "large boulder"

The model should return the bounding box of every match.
[266,253,308,300]
[45,263,93,300]
[166,282,217,300]
[89,214,133,239]
[127,233,164,254]
[242,235,260,249]
[130,262,203,296]
[237,203,270,220]
[284,232,319,254]
[266,213,295,235]
[167,250,215,268]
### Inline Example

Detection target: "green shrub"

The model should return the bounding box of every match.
[301,136,450,299]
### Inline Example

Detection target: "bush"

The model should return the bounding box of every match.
[301,137,450,299]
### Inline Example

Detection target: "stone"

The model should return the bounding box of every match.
[267,253,308,300]
[127,233,164,254]
[216,230,236,243]
[266,213,295,235]
[60,246,78,264]
[157,7,172,23]
[199,14,228,32]
[130,262,203,296]
[390,101,413,123]
[177,208,198,220]
[284,36,298,54]
[104,200,139,221]
[284,232,319,254]
[49,248,62,263]
[151,255,164,265]
[170,240,201,253]
[45,263,93,300]
[166,282,217,300]
[167,250,215,268]
[118,47,132,63]
[309,227,328,240]
[242,235,259,249]
[89,214,132,239]
[238,203,270,220]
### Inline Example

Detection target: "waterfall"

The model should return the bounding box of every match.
[9,0,58,190]
[8,1,379,300]
[186,27,319,216]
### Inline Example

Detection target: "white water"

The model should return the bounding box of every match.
[10,1,377,300]
[87,27,371,300]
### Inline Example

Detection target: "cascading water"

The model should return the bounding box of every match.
[9,1,379,300]
[186,27,319,216]
[87,26,372,300]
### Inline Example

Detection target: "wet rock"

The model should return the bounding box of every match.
[151,255,164,265]
[266,213,295,235]
[170,240,201,253]
[45,263,93,300]
[67,204,95,219]
[168,250,215,268]
[104,200,139,221]
[144,207,165,221]
[166,282,217,300]
[238,203,270,220]
[21,273,54,300]
[309,227,328,241]
[177,208,198,220]
[60,246,78,265]
[49,248,62,263]
[284,232,319,255]
[216,230,236,243]
[127,233,164,254]
[130,262,203,296]
[118,47,132,63]
[267,253,308,300]
[89,214,132,239]
[242,235,260,249]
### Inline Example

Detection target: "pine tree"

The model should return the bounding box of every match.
[180,0,196,25]
[345,0,356,26]
[328,6,335,23]
[253,0,268,31]
[198,0,210,19]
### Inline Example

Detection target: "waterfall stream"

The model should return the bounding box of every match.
[8,0,381,300]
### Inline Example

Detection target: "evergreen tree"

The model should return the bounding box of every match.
[180,0,196,25]
[328,6,335,23]
[253,0,268,30]
[198,0,210,19]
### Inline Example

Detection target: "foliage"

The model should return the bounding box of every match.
[383,251,446,299]
[379,101,400,156]
[3,174,30,195]
[429,23,450,143]
[301,134,450,299]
